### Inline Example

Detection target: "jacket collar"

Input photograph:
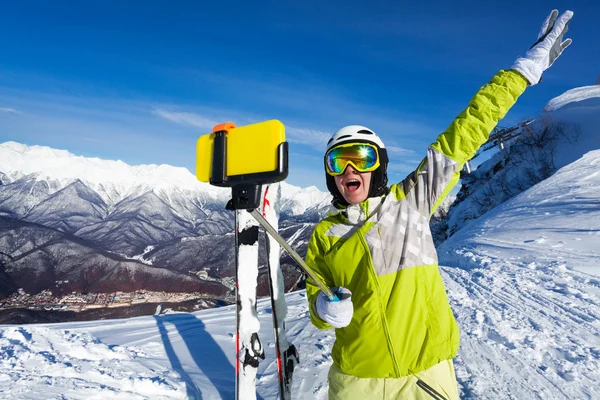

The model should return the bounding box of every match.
[328,196,383,224]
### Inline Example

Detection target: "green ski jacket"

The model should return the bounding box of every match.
[306,69,528,378]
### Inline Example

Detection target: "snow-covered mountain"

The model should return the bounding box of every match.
[0,141,331,215]
[442,85,600,241]
[0,142,331,297]
[0,86,598,399]
[1,140,598,399]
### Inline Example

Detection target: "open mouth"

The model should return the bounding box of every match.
[345,179,361,191]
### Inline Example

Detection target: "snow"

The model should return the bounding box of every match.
[544,88,600,171]
[544,85,600,112]
[0,326,187,399]
[0,86,599,399]
[0,141,225,206]
[3,257,596,400]
[2,151,599,398]
[0,141,331,215]
[130,245,156,265]
[0,293,332,400]
[441,150,600,275]
[0,141,198,191]
[445,84,600,240]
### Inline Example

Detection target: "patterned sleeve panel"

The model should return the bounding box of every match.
[392,69,528,216]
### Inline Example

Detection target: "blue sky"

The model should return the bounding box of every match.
[1,0,598,191]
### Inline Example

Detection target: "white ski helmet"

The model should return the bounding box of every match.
[324,125,390,206]
[326,125,386,151]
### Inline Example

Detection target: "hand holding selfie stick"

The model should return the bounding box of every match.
[196,121,338,301]
[249,208,338,301]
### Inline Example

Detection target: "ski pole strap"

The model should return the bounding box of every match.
[249,209,339,301]
[330,288,351,302]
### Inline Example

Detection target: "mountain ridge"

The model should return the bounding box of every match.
[0,142,331,297]
[0,141,332,212]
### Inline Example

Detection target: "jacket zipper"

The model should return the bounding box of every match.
[359,232,401,377]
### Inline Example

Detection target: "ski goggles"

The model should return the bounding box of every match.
[325,142,380,176]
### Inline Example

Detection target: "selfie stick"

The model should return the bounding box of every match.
[250,209,338,301]
[208,122,338,301]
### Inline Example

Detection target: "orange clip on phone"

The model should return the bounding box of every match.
[196,120,288,186]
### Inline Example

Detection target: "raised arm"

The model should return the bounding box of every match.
[390,9,573,217]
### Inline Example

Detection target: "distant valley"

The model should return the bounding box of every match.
[0,142,331,306]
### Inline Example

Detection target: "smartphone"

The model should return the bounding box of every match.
[196,120,286,183]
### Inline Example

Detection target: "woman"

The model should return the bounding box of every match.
[305,10,573,400]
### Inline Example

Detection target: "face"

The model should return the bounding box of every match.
[334,165,371,205]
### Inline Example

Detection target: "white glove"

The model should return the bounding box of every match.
[316,287,353,329]
[512,9,573,85]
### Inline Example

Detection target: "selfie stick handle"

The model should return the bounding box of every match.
[250,209,338,301]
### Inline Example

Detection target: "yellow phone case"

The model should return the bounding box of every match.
[196,120,285,182]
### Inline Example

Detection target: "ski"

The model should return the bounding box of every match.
[235,208,265,400]
[262,184,299,400]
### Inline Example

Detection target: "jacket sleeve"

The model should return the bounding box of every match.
[390,69,528,216]
[305,228,335,330]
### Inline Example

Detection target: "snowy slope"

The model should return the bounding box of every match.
[1,87,599,398]
[437,150,600,399]
[1,149,599,399]
[544,86,600,169]
[0,292,332,400]
[441,150,600,275]
[445,85,600,241]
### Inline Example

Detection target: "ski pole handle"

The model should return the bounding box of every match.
[250,209,339,301]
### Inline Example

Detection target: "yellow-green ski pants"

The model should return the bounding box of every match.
[328,359,459,400]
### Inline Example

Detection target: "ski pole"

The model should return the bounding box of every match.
[250,209,339,301]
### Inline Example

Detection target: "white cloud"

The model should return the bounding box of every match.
[184,69,441,142]
[388,162,418,173]
[287,165,328,191]
[0,107,23,115]
[286,126,418,155]
[286,127,331,150]
[152,108,219,130]
[386,145,415,156]
[0,82,436,192]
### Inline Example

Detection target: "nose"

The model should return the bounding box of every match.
[343,164,358,174]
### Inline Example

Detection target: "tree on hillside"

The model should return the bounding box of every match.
[433,117,583,244]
